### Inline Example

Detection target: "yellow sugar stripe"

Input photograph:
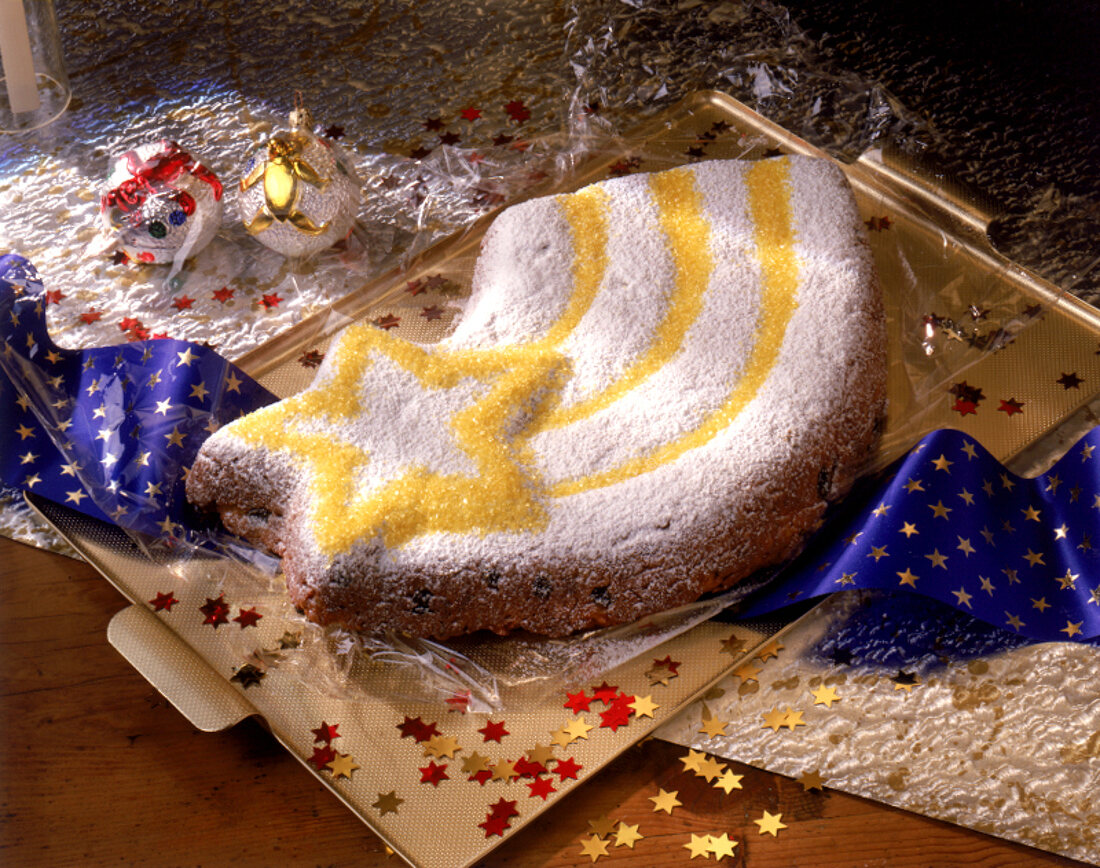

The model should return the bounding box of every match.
[539,167,712,430]
[549,157,800,498]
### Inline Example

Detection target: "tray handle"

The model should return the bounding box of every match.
[108,604,255,732]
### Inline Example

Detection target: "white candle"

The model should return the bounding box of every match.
[0,0,40,114]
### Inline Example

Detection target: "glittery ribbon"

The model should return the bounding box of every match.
[738,428,1100,643]
[0,254,274,538]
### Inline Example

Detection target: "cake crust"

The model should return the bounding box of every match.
[186,156,887,639]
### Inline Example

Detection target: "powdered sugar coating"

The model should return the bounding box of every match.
[187,156,886,639]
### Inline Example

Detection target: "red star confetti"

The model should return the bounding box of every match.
[44,288,64,305]
[478,814,509,838]
[397,716,439,742]
[999,398,1025,416]
[503,100,530,123]
[439,131,461,146]
[478,719,509,743]
[419,761,449,787]
[527,776,556,800]
[489,797,519,821]
[491,133,514,147]
[212,286,234,304]
[260,292,282,309]
[563,690,593,714]
[126,324,150,342]
[323,124,345,139]
[459,106,482,121]
[1058,372,1084,390]
[408,145,432,160]
[952,398,978,416]
[171,294,194,311]
[233,606,262,629]
[149,591,178,612]
[591,682,619,705]
[865,215,892,231]
[119,316,140,332]
[468,768,494,786]
[199,595,230,628]
[553,756,582,781]
[421,304,444,321]
[298,349,324,368]
[111,250,130,265]
[423,116,444,132]
[80,309,103,324]
[598,696,634,732]
[512,757,546,779]
[312,721,340,744]
[374,314,401,330]
[307,744,336,771]
[652,655,681,675]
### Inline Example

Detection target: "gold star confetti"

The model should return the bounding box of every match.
[755,639,783,662]
[649,788,682,814]
[781,707,805,730]
[646,663,676,686]
[699,712,728,738]
[719,634,748,656]
[679,749,707,774]
[811,685,841,708]
[326,752,360,779]
[733,661,762,683]
[423,734,461,759]
[762,707,787,733]
[754,810,787,836]
[613,822,643,849]
[713,769,744,794]
[491,759,519,782]
[893,671,921,692]
[461,752,492,774]
[372,791,403,815]
[798,770,825,791]
[564,718,593,742]
[526,743,557,765]
[550,727,573,748]
[630,695,659,718]
[579,834,609,863]
[707,833,738,860]
[588,814,618,838]
[683,834,712,859]
[696,756,727,783]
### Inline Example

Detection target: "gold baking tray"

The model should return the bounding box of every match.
[25,91,1100,867]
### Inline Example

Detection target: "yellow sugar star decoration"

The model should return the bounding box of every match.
[372,791,403,815]
[422,734,461,759]
[326,752,360,779]
[811,685,841,708]
[649,788,682,814]
[781,707,806,730]
[683,834,712,859]
[630,695,659,718]
[679,749,708,774]
[579,834,609,863]
[613,822,643,849]
[588,815,618,838]
[754,810,787,836]
[713,769,744,794]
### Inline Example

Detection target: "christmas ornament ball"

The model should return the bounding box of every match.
[237,114,360,258]
[98,140,224,265]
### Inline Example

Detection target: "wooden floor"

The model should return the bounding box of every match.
[0,534,1090,867]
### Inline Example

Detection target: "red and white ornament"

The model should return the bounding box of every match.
[96,140,224,268]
